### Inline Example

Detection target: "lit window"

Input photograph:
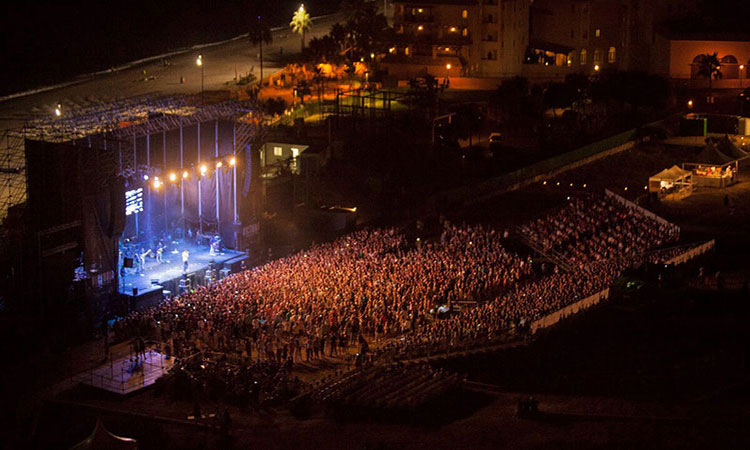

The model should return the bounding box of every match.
[593,49,601,63]
[291,147,300,158]
[607,46,616,63]
[580,49,587,64]
[462,28,468,37]
[595,29,601,37]
[462,10,468,19]
[405,47,410,55]
[418,8,423,13]
[450,26,457,32]
[273,146,282,156]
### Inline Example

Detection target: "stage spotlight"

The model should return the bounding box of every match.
[143,174,149,181]
[54,104,62,117]
[229,156,236,166]
[183,170,189,179]
[153,179,161,189]
[200,164,208,175]
[169,172,177,182]
[216,161,223,168]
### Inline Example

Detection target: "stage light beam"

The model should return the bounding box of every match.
[200,164,208,175]
[169,172,177,182]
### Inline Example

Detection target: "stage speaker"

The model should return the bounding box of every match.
[123,257,134,268]
[109,176,126,237]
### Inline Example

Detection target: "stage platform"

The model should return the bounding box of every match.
[119,242,247,306]
[76,349,176,395]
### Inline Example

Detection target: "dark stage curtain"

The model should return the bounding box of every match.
[218,167,235,247]
[200,170,217,231]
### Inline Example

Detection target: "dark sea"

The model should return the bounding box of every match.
[1,0,339,97]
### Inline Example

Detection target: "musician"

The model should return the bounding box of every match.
[182,249,190,273]
[138,248,151,273]
[156,242,165,264]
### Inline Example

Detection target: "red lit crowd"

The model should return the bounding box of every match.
[519,195,679,268]
[115,194,680,369]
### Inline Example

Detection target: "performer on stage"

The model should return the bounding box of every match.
[138,248,151,274]
[182,249,190,273]
[156,243,164,264]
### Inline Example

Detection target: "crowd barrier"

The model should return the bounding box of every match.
[604,189,678,231]
[664,239,715,266]
[530,288,610,334]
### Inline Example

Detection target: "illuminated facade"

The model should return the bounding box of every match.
[384,0,725,81]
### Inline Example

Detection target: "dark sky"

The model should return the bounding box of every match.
[0,0,340,96]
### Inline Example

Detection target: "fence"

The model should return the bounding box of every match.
[530,288,610,334]
[664,239,715,266]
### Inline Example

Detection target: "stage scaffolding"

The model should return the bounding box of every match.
[1,94,263,222]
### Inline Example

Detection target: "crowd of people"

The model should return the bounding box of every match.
[114,193,684,382]
[518,195,680,267]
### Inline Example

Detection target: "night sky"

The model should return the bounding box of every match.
[0,0,340,96]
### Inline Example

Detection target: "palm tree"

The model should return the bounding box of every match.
[290,4,313,53]
[695,52,723,95]
[249,15,273,86]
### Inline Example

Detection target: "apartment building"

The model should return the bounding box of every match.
[384,0,707,81]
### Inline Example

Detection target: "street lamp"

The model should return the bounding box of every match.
[196,54,204,103]
[594,64,600,72]
[446,63,451,79]
[740,64,745,89]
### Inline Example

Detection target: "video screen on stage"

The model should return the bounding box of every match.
[125,188,143,216]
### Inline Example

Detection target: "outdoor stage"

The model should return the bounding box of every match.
[77,348,176,395]
[119,241,247,308]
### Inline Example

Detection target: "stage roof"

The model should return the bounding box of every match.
[11,94,257,144]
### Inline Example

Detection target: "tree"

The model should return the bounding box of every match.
[249,15,273,86]
[695,52,723,95]
[544,82,573,118]
[290,4,313,52]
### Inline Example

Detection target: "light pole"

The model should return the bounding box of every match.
[740,64,745,90]
[445,63,451,84]
[196,54,204,103]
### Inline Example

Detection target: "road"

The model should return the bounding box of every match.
[0,12,342,219]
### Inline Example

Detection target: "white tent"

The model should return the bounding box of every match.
[69,419,137,450]
[649,165,693,194]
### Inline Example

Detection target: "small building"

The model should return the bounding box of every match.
[682,138,746,188]
[649,165,693,199]
[260,141,328,179]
